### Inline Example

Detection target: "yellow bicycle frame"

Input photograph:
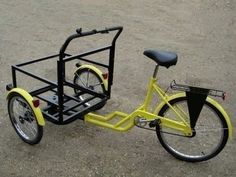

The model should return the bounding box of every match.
[85,76,233,138]
[85,77,191,135]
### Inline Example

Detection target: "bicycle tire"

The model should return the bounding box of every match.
[156,96,228,162]
[8,92,43,145]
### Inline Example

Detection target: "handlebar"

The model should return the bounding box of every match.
[59,26,123,58]
[76,26,123,35]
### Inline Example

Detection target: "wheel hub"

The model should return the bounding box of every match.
[19,116,24,123]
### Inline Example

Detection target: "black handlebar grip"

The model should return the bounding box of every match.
[76,29,98,36]
[81,29,97,36]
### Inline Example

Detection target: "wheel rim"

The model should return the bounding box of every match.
[158,99,227,160]
[9,96,38,141]
[74,69,105,106]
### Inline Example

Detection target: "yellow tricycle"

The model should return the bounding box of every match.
[6,26,233,162]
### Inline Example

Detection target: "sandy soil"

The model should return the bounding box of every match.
[0,0,236,176]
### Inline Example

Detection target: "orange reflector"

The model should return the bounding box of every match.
[102,73,108,79]
[32,99,40,107]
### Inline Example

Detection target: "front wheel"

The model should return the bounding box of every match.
[8,92,43,145]
[73,67,107,110]
[156,96,229,162]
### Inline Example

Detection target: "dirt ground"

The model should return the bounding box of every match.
[0,0,236,177]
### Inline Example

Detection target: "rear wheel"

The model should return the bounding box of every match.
[8,92,43,145]
[156,96,228,162]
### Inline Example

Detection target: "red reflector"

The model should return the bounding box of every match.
[102,73,108,79]
[32,99,40,107]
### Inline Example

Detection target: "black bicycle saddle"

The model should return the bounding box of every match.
[143,50,178,68]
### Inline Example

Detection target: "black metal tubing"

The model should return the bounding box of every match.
[63,93,81,103]
[9,26,123,124]
[12,65,58,87]
[66,55,109,69]
[11,54,59,89]
[30,85,57,96]
[49,88,87,104]
[107,45,115,97]
[11,54,59,88]
[16,54,59,67]
[61,99,107,124]
[63,46,111,62]
[42,111,60,123]
[60,27,123,99]
[57,60,64,122]
[12,66,17,87]
[56,46,112,117]
[59,26,123,58]
[57,95,98,116]
[35,95,59,106]
[77,57,109,68]
[50,88,85,103]
[64,81,106,98]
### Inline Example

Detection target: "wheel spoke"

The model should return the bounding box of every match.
[89,82,103,88]
[195,127,228,132]
[25,121,37,137]
[174,105,189,123]
[75,73,86,87]
[86,70,90,87]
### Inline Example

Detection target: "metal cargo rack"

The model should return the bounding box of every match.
[8,26,123,124]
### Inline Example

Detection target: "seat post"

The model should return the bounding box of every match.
[153,64,159,78]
